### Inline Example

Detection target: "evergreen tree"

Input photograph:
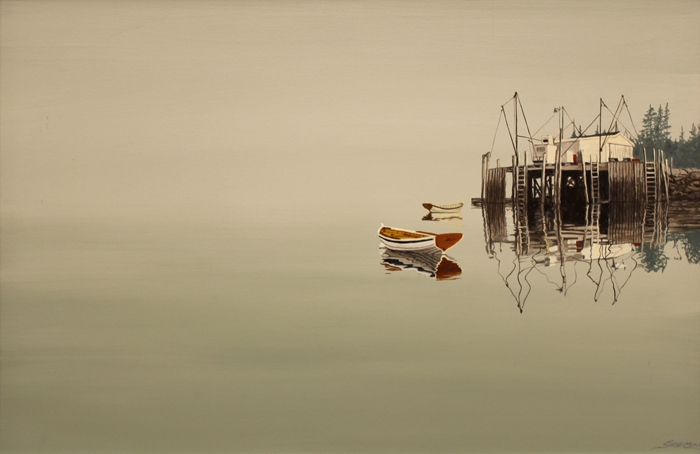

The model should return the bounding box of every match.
[633,104,699,167]
[662,103,671,141]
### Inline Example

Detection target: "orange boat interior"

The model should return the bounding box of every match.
[379,227,432,239]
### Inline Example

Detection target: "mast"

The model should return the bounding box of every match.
[599,98,603,162]
[554,106,563,205]
[514,92,519,167]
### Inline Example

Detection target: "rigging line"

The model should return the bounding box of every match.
[515,255,525,304]
[531,262,564,289]
[592,253,606,302]
[531,111,558,138]
[609,267,621,305]
[501,106,517,152]
[492,251,508,284]
[608,121,635,138]
[481,206,491,255]
[515,260,535,308]
[622,96,640,138]
[489,110,503,154]
[501,255,522,306]
[517,96,535,153]
[519,261,537,312]
[601,250,620,304]
[503,253,518,284]
[564,260,579,296]
[607,97,624,132]
[622,255,641,289]
[585,257,600,286]
[608,104,638,136]
[563,107,577,134]
[601,100,625,147]
[500,94,516,109]
[581,114,600,134]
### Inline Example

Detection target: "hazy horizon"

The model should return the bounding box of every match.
[2,2,699,452]
[2,0,699,220]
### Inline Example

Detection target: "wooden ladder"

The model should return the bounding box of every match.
[645,162,657,205]
[641,161,659,246]
[514,165,529,253]
[644,161,657,233]
[590,159,600,205]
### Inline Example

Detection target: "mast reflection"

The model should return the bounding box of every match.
[480,201,688,311]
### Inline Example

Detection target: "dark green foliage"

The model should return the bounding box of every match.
[638,243,669,273]
[671,231,700,264]
[633,104,700,168]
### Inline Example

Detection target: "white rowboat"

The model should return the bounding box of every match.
[378,225,463,252]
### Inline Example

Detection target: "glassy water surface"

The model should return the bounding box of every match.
[2,203,698,453]
[2,1,699,452]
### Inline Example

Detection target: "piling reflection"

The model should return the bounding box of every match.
[380,247,462,280]
[481,201,700,311]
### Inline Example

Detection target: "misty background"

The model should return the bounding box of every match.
[2,0,699,223]
[2,2,700,453]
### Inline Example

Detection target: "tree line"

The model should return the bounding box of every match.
[633,104,700,168]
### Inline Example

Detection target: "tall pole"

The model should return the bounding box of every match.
[559,107,563,204]
[599,98,603,163]
[514,92,519,168]
[554,107,563,206]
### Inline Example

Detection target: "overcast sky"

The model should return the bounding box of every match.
[2,0,699,218]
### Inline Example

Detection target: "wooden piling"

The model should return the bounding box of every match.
[485,166,507,203]
[608,161,645,203]
[608,202,645,245]
[580,152,589,205]
[541,153,547,207]
[483,202,508,243]
[481,152,490,200]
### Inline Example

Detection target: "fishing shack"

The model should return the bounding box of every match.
[480,93,670,209]
[534,132,634,164]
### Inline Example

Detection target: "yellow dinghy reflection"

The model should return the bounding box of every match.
[422,212,463,224]
[380,247,462,280]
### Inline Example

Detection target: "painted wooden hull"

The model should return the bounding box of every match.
[378,225,463,252]
[422,202,464,213]
[379,226,436,251]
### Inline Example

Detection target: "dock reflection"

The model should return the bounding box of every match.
[481,201,699,311]
[380,247,462,280]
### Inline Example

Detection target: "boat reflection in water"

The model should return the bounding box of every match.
[481,201,699,311]
[380,247,462,280]
[422,212,463,225]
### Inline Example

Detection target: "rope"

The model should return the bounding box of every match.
[500,95,515,109]
[489,110,503,154]
[563,107,575,131]
[580,114,600,136]
[532,111,558,138]
[601,97,625,148]
[501,106,517,153]
[517,95,535,153]
[622,96,640,138]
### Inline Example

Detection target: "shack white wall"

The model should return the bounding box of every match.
[554,133,634,163]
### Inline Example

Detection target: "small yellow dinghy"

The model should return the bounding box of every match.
[422,202,464,213]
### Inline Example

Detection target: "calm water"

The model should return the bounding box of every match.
[2,1,700,452]
[2,205,699,453]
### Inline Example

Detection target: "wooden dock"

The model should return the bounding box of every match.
[478,153,669,207]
